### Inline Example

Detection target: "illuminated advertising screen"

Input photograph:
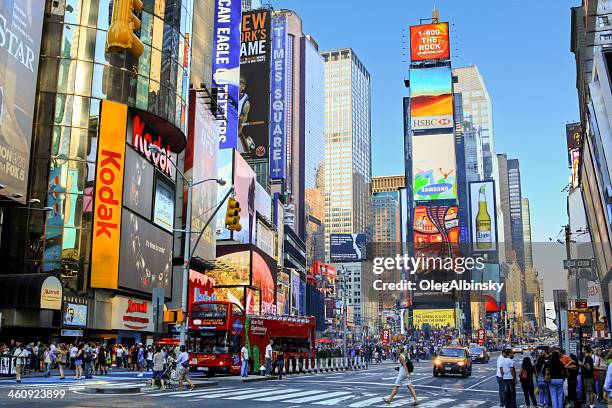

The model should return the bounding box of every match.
[153,177,174,232]
[291,270,300,315]
[118,209,173,296]
[571,149,580,189]
[206,249,251,286]
[252,250,277,314]
[123,147,154,219]
[215,148,234,240]
[410,67,453,131]
[269,13,288,179]
[63,303,87,327]
[469,180,498,252]
[188,270,216,311]
[330,234,367,262]
[566,122,581,164]
[413,309,455,329]
[410,22,450,62]
[413,205,459,251]
[239,9,271,159]
[232,150,257,244]
[215,286,245,310]
[412,134,457,200]
[0,0,44,202]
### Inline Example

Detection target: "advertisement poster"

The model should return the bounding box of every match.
[252,250,277,314]
[409,22,450,62]
[118,209,173,296]
[186,90,219,261]
[188,270,216,311]
[330,233,367,262]
[232,150,257,244]
[215,286,245,310]
[570,149,580,189]
[566,122,581,164]
[0,0,44,202]
[63,303,87,327]
[153,178,174,232]
[413,205,459,258]
[239,9,271,159]
[412,134,457,200]
[215,148,234,240]
[212,0,241,149]
[111,296,153,332]
[206,249,251,286]
[123,147,154,219]
[412,309,455,329]
[409,67,453,131]
[299,279,306,316]
[278,270,290,314]
[469,180,497,252]
[246,288,261,315]
[269,13,287,179]
[291,270,300,315]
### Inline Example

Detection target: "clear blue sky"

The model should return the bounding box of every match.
[273,0,579,242]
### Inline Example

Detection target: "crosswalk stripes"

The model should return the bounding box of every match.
[192,387,272,399]
[252,390,326,402]
[226,388,300,400]
[289,391,352,403]
[149,387,234,397]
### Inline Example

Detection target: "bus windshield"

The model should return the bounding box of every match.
[189,331,229,354]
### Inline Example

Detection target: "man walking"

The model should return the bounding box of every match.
[176,345,194,391]
[13,343,27,383]
[241,343,249,378]
[500,349,517,408]
[580,345,596,408]
[265,340,273,376]
[496,349,507,406]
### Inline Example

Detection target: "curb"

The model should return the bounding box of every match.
[242,376,276,383]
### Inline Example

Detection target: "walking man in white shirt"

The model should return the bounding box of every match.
[500,349,517,408]
[265,340,273,376]
[496,349,507,406]
[241,344,249,378]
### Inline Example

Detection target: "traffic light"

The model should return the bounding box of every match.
[106,0,145,58]
[225,197,242,231]
[163,309,184,323]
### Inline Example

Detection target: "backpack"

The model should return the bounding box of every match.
[406,359,414,373]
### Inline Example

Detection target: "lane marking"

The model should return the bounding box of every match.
[288,391,352,403]
[226,388,300,400]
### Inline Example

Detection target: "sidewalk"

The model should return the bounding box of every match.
[0,367,210,383]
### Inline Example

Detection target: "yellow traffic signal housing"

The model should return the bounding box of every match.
[106,0,145,58]
[225,197,242,231]
[163,309,185,323]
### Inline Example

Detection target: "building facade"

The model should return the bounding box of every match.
[321,48,372,259]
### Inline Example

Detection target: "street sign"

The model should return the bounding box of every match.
[569,341,578,355]
[563,259,592,269]
[61,329,83,337]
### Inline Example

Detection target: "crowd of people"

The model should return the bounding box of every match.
[0,340,195,391]
[496,344,612,408]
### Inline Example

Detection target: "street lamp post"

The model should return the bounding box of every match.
[148,144,227,347]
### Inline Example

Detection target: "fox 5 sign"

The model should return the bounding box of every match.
[382,329,390,345]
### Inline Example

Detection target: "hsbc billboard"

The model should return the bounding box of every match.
[409,66,454,132]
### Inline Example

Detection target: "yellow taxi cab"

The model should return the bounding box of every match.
[433,346,472,377]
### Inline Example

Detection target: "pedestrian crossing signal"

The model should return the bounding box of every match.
[106,0,145,58]
[225,197,242,231]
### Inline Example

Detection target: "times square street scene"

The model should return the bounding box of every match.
[0,0,609,407]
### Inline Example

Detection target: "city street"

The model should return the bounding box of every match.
[0,355,578,408]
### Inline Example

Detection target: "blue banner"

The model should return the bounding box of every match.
[269,14,287,179]
[212,0,241,149]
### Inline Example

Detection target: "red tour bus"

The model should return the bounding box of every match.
[188,300,315,376]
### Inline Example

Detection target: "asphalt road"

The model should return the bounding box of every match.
[0,353,597,407]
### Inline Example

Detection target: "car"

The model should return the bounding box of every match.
[469,346,490,363]
[511,345,523,354]
[433,346,472,378]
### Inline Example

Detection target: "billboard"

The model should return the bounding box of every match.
[91,100,128,289]
[187,90,219,261]
[330,234,367,262]
[410,22,450,62]
[63,303,87,327]
[413,309,455,329]
[409,67,453,131]
[469,180,498,252]
[239,9,271,159]
[153,177,174,232]
[570,149,580,189]
[0,0,44,202]
[412,133,457,200]
[269,13,288,179]
[566,122,581,164]
[212,0,241,149]
[207,249,251,286]
[232,150,257,244]
[118,209,173,296]
[123,147,154,219]
[252,250,277,314]
[215,148,234,240]
[413,205,459,260]
[188,270,216,311]
[291,270,300,315]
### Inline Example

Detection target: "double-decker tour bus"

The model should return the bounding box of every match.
[188,300,316,376]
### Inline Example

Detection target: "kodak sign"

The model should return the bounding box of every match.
[90,100,127,289]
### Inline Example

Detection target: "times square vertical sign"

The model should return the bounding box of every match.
[269,14,287,180]
[212,0,241,149]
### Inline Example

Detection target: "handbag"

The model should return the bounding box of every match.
[544,367,551,382]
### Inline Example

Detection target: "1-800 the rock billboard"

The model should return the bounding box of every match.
[0,0,44,201]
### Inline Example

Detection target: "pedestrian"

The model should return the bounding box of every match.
[382,345,418,406]
[152,346,165,389]
[265,340,273,376]
[500,349,517,408]
[43,346,53,377]
[98,345,108,375]
[276,346,285,380]
[83,343,93,378]
[137,344,145,377]
[75,343,84,380]
[56,343,66,379]
[240,343,249,377]
[131,345,138,371]
[69,343,77,370]
[519,356,537,407]
[535,351,550,407]
[13,343,27,383]
[496,349,508,407]
[545,350,566,408]
[594,347,607,403]
[580,345,596,408]
[116,345,123,368]
[566,353,579,408]
[604,350,612,402]
[176,345,194,391]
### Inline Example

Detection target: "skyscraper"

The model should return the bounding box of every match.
[507,158,525,270]
[453,66,495,179]
[522,197,533,269]
[321,48,372,258]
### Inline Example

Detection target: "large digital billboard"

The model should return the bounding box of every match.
[118,209,173,296]
[269,13,288,179]
[409,23,450,62]
[413,205,459,256]
[252,250,277,314]
[330,234,366,262]
[410,67,453,131]
[239,9,271,159]
[412,134,457,200]
[469,180,498,252]
[123,147,154,219]
[0,0,44,202]
[233,150,257,244]
[413,309,455,329]
[566,122,581,164]
[212,0,241,149]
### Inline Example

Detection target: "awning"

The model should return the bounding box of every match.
[0,274,62,310]
[485,295,500,313]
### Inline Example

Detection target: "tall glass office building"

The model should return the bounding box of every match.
[321,48,372,258]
